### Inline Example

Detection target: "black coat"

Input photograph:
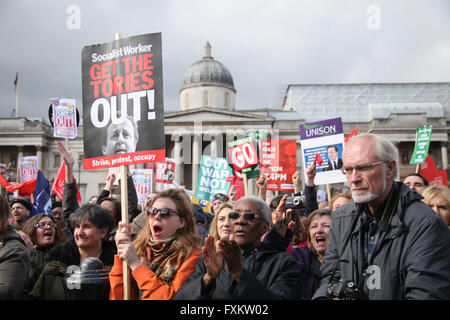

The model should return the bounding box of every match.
[174,242,303,300]
[28,239,116,300]
[313,182,450,300]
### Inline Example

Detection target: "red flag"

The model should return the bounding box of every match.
[6,178,37,196]
[315,153,323,165]
[0,174,10,188]
[52,163,65,200]
[345,125,359,144]
[419,155,448,186]
[51,163,82,202]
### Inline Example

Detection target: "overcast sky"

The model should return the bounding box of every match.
[0,0,449,121]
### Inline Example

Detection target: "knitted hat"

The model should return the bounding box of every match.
[11,197,33,212]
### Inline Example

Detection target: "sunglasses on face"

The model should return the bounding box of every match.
[228,211,261,222]
[146,207,179,219]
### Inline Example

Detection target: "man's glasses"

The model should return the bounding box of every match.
[35,222,57,229]
[146,207,179,219]
[341,160,387,177]
[228,211,261,222]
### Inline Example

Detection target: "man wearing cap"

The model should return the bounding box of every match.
[11,197,32,230]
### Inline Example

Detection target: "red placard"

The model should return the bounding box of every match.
[154,158,176,184]
[261,139,296,191]
[83,149,165,170]
[227,140,259,172]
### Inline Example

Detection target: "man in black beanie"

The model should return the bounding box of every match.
[11,197,32,230]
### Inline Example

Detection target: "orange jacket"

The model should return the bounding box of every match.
[109,249,200,300]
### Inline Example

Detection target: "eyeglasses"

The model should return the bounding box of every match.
[35,222,57,229]
[342,160,387,176]
[146,207,179,219]
[228,211,261,222]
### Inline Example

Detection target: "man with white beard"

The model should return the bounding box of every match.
[313,133,450,300]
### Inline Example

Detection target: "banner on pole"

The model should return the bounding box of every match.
[19,156,39,183]
[260,139,297,191]
[131,169,153,205]
[51,98,78,139]
[154,158,175,184]
[300,118,346,185]
[410,126,432,165]
[195,155,232,202]
[81,32,166,170]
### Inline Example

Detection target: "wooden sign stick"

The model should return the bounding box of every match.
[114,32,131,300]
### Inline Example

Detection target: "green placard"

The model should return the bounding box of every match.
[410,126,432,165]
[195,155,232,201]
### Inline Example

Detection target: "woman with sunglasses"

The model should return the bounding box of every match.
[109,188,202,300]
[21,213,68,292]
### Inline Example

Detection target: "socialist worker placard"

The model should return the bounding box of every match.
[81,32,165,169]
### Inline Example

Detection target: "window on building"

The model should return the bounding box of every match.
[225,92,229,108]
[402,150,410,164]
[203,90,210,107]
[54,154,61,168]
[185,92,190,109]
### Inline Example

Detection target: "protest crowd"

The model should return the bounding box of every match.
[1,34,449,302]
[0,132,449,301]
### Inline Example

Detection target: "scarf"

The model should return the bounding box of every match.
[141,237,186,285]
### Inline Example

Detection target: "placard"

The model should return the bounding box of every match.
[195,155,232,201]
[260,139,296,191]
[300,118,346,185]
[81,32,165,169]
[410,126,432,165]
[51,98,78,138]
[131,169,153,205]
[18,156,39,183]
[154,158,175,184]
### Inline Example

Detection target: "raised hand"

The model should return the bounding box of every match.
[305,162,317,187]
[217,234,243,281]
[202,235,223,286]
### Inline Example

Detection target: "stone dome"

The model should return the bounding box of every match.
[181,42,236,92]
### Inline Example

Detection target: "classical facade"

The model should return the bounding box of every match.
[1,44,449,201]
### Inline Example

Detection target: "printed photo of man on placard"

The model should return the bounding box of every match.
[324,144,343,171]
[102,115,139,156]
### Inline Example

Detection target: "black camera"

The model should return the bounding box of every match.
[327,278,360,300]
[285,196,305,209]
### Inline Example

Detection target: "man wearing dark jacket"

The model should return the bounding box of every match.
[313,133,450,300]
[175,196,302,300]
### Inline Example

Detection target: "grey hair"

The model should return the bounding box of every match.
[235,196,271,224]
[347,133,400,180]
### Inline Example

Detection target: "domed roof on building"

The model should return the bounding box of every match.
[181,42,235,92]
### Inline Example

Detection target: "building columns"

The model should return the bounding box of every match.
[441,142,448,170]
[192,134,201,191]
[36,146,43,173]
[174,140,183,185]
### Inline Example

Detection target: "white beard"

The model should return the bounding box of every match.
[351,173,387,204]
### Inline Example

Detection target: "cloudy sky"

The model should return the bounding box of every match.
[0,0,449,120]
